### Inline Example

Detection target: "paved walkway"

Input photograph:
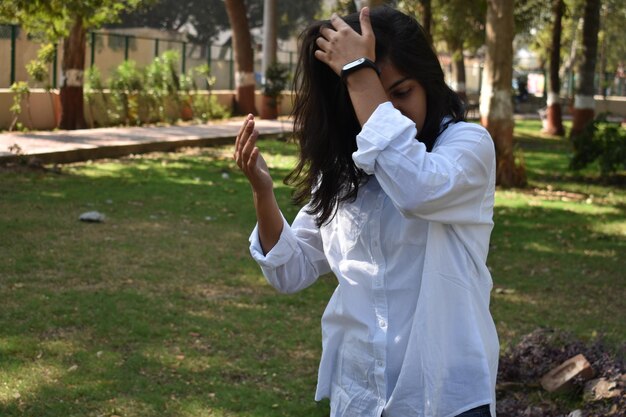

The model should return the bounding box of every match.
[0,118,293,165]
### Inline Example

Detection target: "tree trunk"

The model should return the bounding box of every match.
[59,17,87,130]
[480,0,526,187]
[450,41,467,103]
[571,0,601,137]
[225,0,257,115]
[545,0,565,136]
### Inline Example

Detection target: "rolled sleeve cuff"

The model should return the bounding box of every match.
[353,102,417,174]
[249,215,299,268]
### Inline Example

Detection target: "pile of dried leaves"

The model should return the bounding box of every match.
[496,328,625,417]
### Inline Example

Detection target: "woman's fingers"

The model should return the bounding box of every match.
[315,36,330,52]
[359,7,373,39]
[241,128,259,166]
[235,116,255,167]
[314,8,376,75]
[247,147,260,170]
[235,114,252,151]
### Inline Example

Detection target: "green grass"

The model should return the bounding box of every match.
[1,121,624,416]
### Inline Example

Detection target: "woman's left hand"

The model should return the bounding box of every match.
[314,7,376,76]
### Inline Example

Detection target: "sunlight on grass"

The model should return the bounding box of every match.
[0,360,64,403]
[522,241,555,253]
[593,220,626,237]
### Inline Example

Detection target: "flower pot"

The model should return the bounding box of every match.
[181,101,193,121]
[260,95,279,120]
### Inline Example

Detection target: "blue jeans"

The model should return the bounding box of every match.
[456,404,492,417]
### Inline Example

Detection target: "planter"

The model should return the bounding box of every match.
[260,95,279,120]
[181,101,193,121]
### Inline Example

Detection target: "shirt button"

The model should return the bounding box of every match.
[378,398,385,406]
[379,320,386,328]
[377,360,384,367]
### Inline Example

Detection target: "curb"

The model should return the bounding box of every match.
[0,121,291,165]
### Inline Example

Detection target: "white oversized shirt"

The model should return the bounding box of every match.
[249,102,499,417]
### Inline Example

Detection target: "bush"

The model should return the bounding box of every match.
[109,60,143,125]
[262,62,290,106]
[570,115,626,176]
[144,50,182,123]
[90,52,227,127]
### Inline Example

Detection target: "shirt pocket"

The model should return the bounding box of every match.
[335,201,367,255]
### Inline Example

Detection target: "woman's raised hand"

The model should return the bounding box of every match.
[314,7,376,76]
[234,114,273,194]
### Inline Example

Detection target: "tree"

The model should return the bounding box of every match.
[571,0,601,137]
[111,0,229,44]
[480,0,526,186]
[2,0,141,130]
[397,0,433,42]
[431,0,486,101]
[544,0,566,135]
[225,0,257,115]
[115,0,322,43]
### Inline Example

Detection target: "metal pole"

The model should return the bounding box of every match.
[155,38,159,58]
[229,46,234,90]
[261,0,277,79]
[90,32,96,67]
[124,35,130,61]
[53,44,58,88]
[182,42,187,74]
[10,25,17,85]
[207,44,212,89]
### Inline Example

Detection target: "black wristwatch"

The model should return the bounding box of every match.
[340,57,381,81]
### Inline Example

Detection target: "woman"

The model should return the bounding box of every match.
[234,6,498,417]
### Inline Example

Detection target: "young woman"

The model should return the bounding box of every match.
[234,6,498,417]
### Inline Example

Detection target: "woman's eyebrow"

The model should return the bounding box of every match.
[387,77,410,91]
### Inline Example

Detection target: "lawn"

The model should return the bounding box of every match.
[1,120,624,416]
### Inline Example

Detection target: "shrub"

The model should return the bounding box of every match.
[84,67,109,127]
[109,60,143,125]
[143,50,182,123]
[9,81,30,131]
[262,62,290,107]
[570,114,626,176]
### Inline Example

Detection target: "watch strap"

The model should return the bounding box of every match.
[340,57,381,81]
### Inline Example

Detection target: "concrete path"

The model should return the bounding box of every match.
[0,118,293,165]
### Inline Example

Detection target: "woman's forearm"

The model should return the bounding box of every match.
[253,188,284,255]
[344,69,388,126]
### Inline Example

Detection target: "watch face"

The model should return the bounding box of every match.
[344,57,366,71]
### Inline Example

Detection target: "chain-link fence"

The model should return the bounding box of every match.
[0,24,297,90]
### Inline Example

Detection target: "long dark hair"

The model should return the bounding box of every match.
[287,6,465,227]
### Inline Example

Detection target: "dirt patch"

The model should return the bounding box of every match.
[497,328,625,416]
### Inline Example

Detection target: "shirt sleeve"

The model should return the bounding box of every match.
[249,206,331,294]
[352,102,495,225]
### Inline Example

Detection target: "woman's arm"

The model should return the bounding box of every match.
[314,7,387,126]
[234,114,283,254]
[354,104,496,225]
